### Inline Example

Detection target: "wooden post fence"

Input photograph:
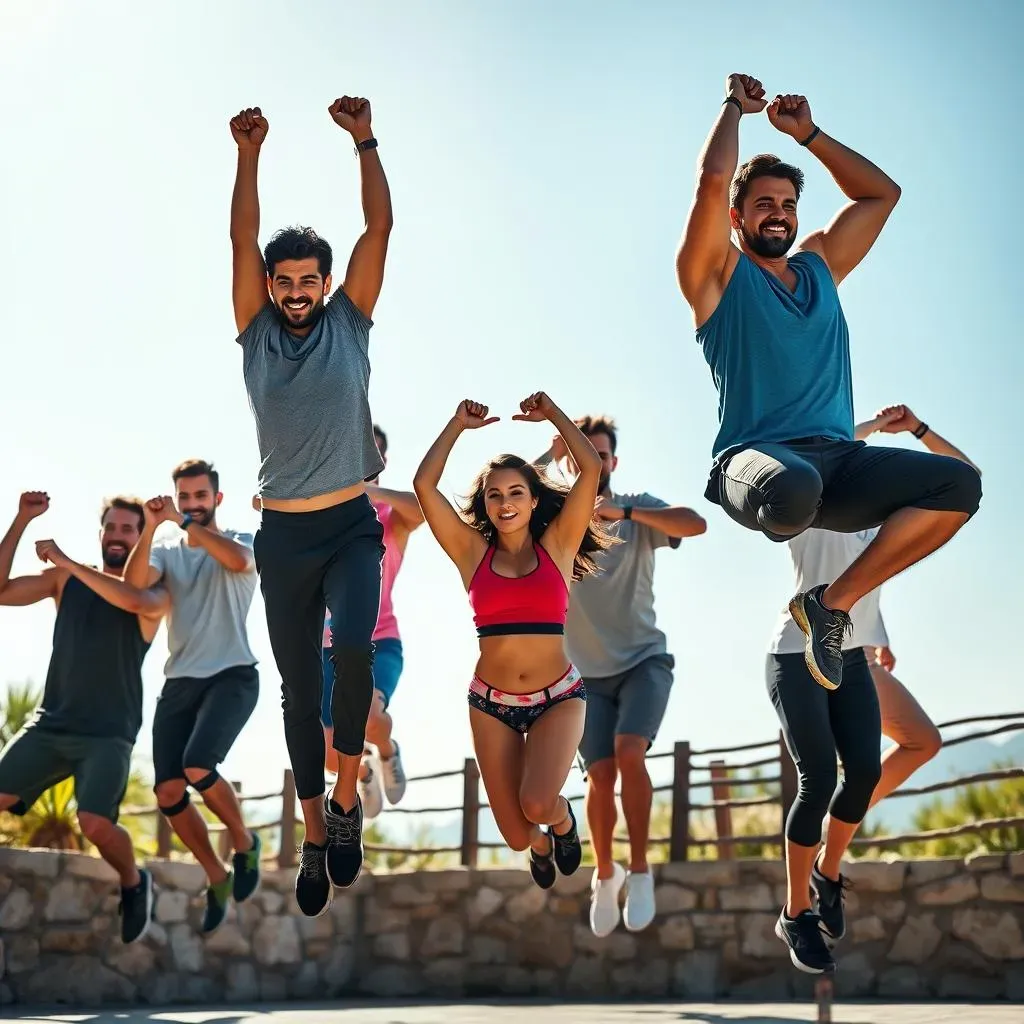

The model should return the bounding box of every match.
[460,757,480,868]
[779,729,798,859]
[710,759,734,860]
[669,740,691,862]
[278,768,297,869]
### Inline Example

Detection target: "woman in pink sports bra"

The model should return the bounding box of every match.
[414,391,612,889]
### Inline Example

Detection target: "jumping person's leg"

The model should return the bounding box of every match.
[612,653,674,933]
[367,639,406,805]
[868,655,942,807]
[321,646,339,777]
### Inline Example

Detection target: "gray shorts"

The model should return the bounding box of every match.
[578,652,675,769]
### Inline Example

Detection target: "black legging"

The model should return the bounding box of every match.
[766,648,882,846]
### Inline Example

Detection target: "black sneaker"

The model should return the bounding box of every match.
[775,909,837,974]
[295,841,332,917]
[119,868,153,944]
[552,798,582,876]
[325,794,363,889]
[789,584,852,691]
[233,830,262,903]
[529,833,556,890]
[202,872,233,933]
[811,857,848,944]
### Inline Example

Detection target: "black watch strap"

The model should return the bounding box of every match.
[179,513,194,531]
[623,505,633,520]
[355,137,378,154]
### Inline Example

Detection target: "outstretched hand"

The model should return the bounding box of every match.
[874,404,922,435]
[512,392,556,423]
[329,96,372,137]
[230,107,269,148]
[726,74,767,115]
[766,94,814,140]
[455,400,500,430]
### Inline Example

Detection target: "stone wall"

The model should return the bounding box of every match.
[2,847,1024,1007]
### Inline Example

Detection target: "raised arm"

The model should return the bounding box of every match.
[148,495,253,573]
[767,94,901,285]
[676,74,766,323]
[229,106,271,335]
[513,394,601,561]
[413,402,494,581]
[0,492,60,607]
[871,404,981,474]
[124,499,163,589]
[365,485,424,532]
[36,540,169,620]
[329,97,394,321]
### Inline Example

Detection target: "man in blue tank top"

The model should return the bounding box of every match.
[0,492,168,944]
[675,72,982,974]
[228,97,392,918]
[676,73,980,689]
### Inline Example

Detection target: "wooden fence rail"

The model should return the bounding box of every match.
[126,711,1024,869]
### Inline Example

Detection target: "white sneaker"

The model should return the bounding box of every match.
[589,862,626,937]
[623,868,656,932]
[358,755,384,820]
[379,742,407,805]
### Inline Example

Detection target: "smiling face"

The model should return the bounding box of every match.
[483,468,538,535]
[100,505,142,570]
[268,257,331,331]
[732,175,799,259]
[176,473,220,529]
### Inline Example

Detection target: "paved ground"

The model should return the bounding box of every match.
[7,1002,1023,1024]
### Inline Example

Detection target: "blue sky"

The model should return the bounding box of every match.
[0,1,1018,818]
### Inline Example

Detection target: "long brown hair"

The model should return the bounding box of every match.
[459,454,617,581]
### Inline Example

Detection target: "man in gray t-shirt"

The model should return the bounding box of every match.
[539,415,706,940]
[124,459,262,935]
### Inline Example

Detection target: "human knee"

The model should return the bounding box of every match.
[614,737,650,778]
[184,767,221,793]
[758,464,822,537]
[156,778,190,817]
[519,787,561,826]
[586,758,617,793]
[332,644,375,686]
[497,823,533,853]
[78,811,116,845]
[947,459,982,517]
[840,755,883,814]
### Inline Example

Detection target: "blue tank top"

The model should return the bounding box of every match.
[696,251,854,462]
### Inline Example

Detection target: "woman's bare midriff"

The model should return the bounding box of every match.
[475,635,572,693]
[260,481,366,513]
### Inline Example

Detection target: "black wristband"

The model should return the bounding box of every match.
[355,137,378,154]
[179,513,194,531]
[623,505,633,520]
[912,421,929,440]
[723,96,743,116]
[799,125,821,147]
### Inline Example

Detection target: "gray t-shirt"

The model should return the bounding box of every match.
[150,530,258,679]
[238,290,384,500]
[565,492,677,678]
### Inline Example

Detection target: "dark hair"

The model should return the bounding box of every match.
[730,154,805,210]
[373,424,388,454]
[172,458,219,493]
[576,414,618,454]
[263,226,333,279]
[459,454,617,581]
[101,495,145,533]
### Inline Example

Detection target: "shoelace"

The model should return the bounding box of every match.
[297,844,326,880]
[793,911,830,949]
[820,612,853,658]
[326,809,361,845]
[819,873,850,907]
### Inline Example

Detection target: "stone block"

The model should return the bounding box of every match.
[64,852,118,882]
[1009,852,1024,878]
[260,972,288,1001]
[611,957,670,997]
[878,965,928,998]
[319,943,356,996]
[41,926,94,953]
[939,940,998,975]
[0,983,11,1006]
[730,972,792,1001]
[43,874,98,922]
[672,949,721,999]
[660,860,739,887]
[740,913,786,959]
[468,935,507,965]
[258,889,284,914]
[421,915,465,957]
[656,883,699,913]
[0,847,61,878]
[289,961,320,999]
[169,922,204,972]
[424,956,467,995]
[519,925,574,969]
[843,859,906,892]
[363,904,408,936]
[915,874,979,905]
[832,950,876,998]
[105,939,157,978]
[505,885,547,923]
[385,879,436,907]
[297,910,335,941]
[428,869,472,892]
[374,931,410,960]
[981,873,1024,903]
[359,964,424,997]
[0,875,10,899]
[475,868,529,889]
[719,882,775,911]
[23,956,136,1005]
[5,936,39,974]
[467,886,504,927]
[691,911,738,945]
[155,888,190,925]
[147,859,205,892]
[889,913,942,964]
[953,908,1024,960]
[552,869,592,895]
[0,888,33,931]
[253,914,301,965]
[205,921,251,956]
[147,921,168,947]
[564,955,609,998]
[938,973,1005,999]
[329,893,357,934]
[741,860,788,885]
[550,896,580,916]
[1007,965,1024,1001]
[965,851,1006,873]
[851,914,887,944]
[658,913,696,951]
[907,858,959,885]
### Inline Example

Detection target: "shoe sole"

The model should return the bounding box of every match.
[624,906,656,932]
[774,919,836,974]
[789,595,840,692]
[125,871,155,945]
[590,909,621,938]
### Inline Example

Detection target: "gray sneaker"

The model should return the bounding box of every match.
[789,584,851,690]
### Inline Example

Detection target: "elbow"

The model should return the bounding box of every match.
[883,181,902,207]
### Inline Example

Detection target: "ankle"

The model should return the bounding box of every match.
[377,739,395,759]
[628,861,650,875]
[233,829,254,854]
[785,900,812,919]
[120,867,142,889]
[817,854,841,881]
[208,864,230,886]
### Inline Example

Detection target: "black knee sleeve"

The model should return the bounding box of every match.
[159,792,191,817]
[191,769,220,793]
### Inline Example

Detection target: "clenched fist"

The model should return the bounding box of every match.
[36,539,69,568]
[455,400,500,430]
[144,495,182,528]
[767,94,815,140]
[18,491,49,521]
[329,96,372,139]
[512,392,556,424]
[230,107,269,149]
[726,74,767,115]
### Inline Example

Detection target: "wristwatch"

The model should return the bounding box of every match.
[622,506,633,520]
[179,513,194,531]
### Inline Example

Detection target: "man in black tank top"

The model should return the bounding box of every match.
[0,492,168,944]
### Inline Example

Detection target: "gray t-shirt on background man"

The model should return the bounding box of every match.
[565,491,679,679]
[150,530,258,680]
[238,289,385,501]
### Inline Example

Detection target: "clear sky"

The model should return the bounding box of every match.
[0,1,1019,819]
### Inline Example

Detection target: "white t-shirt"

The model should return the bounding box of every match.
[768,527,889,655]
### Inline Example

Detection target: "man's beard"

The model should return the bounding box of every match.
[598,472,611,495]
[102,546,129,570]
[183,507,214,527]
[741,222,795,259]
[275,297,326,331]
